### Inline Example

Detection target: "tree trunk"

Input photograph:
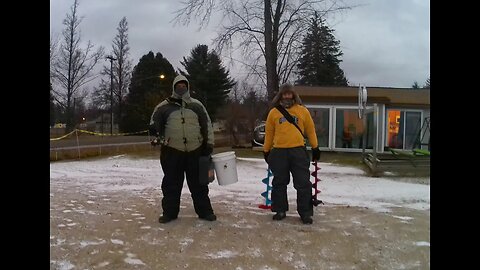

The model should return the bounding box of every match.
[264,0,278,102]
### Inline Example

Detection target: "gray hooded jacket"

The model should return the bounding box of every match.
[149,75,214,152]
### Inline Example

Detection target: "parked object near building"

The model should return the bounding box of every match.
[252,121,265,147]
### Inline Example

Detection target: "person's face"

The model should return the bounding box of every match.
[175,82,188,91]
[175,82,188,95]
[282,91,293,100]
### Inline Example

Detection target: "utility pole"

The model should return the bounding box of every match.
[106,55,117,135]
[73,97,76,128]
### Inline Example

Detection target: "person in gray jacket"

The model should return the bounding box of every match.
[149,75,216,223]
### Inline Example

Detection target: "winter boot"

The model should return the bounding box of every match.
[272,212,286,220]
[158,215,177,223]
[199,213,217,221]
[300,215,313,224]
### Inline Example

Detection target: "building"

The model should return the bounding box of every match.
[295,86,430,153]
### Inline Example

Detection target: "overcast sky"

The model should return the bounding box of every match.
[50,0,430,90]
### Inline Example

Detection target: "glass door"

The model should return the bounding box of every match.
[386,110,422,150]
[335,108,374,150]
[307,107,330,148]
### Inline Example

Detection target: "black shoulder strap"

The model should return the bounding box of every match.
[166,97,182,105]
[275,105,305,138]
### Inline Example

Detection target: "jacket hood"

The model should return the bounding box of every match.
[171,75,191,100]
[271,83,302,107]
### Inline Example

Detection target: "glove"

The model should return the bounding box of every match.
[263,151,270,163]
[201,143,213,156]
[311,147,320,162]
[150,137,160,146]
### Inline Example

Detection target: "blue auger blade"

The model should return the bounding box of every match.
[265,198,272,205]
[266,185,272,191]
[261,191,269,198]
[262,178,270,184]
[267,169,273,177]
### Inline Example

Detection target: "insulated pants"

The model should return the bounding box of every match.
[160,146,214,218]
[268,146,313,217]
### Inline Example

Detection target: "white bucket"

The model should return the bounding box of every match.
[211,151,238,186]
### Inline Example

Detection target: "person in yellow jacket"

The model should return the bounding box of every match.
[263,83,320,224]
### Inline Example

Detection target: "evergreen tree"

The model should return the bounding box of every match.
[412,81,420,89]
[296,13,348,86]
[179,44,236,121]
[423,76,430,89]
[121,52,176,133]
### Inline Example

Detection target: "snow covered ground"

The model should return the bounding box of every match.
[50,154,429,213]
[50,154,430,269]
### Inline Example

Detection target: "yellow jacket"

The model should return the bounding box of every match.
[263,104,318,151]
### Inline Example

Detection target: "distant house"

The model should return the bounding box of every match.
[50,123,67,138]
[294,86,430,153]
[53,123,66,128]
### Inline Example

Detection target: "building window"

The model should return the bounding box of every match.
[335,109,374,149]
[307,107,329,147]
[386,110,422,150]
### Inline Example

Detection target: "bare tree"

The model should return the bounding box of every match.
[173,0,352,101]
[93,17,133,133]
[50,36,59,70]
[105,17,133,125]
[51,0,105,132]
[91,80,110,111]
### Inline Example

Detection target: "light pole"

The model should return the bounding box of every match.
[73,97,76,128]
[106,55,117,135]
